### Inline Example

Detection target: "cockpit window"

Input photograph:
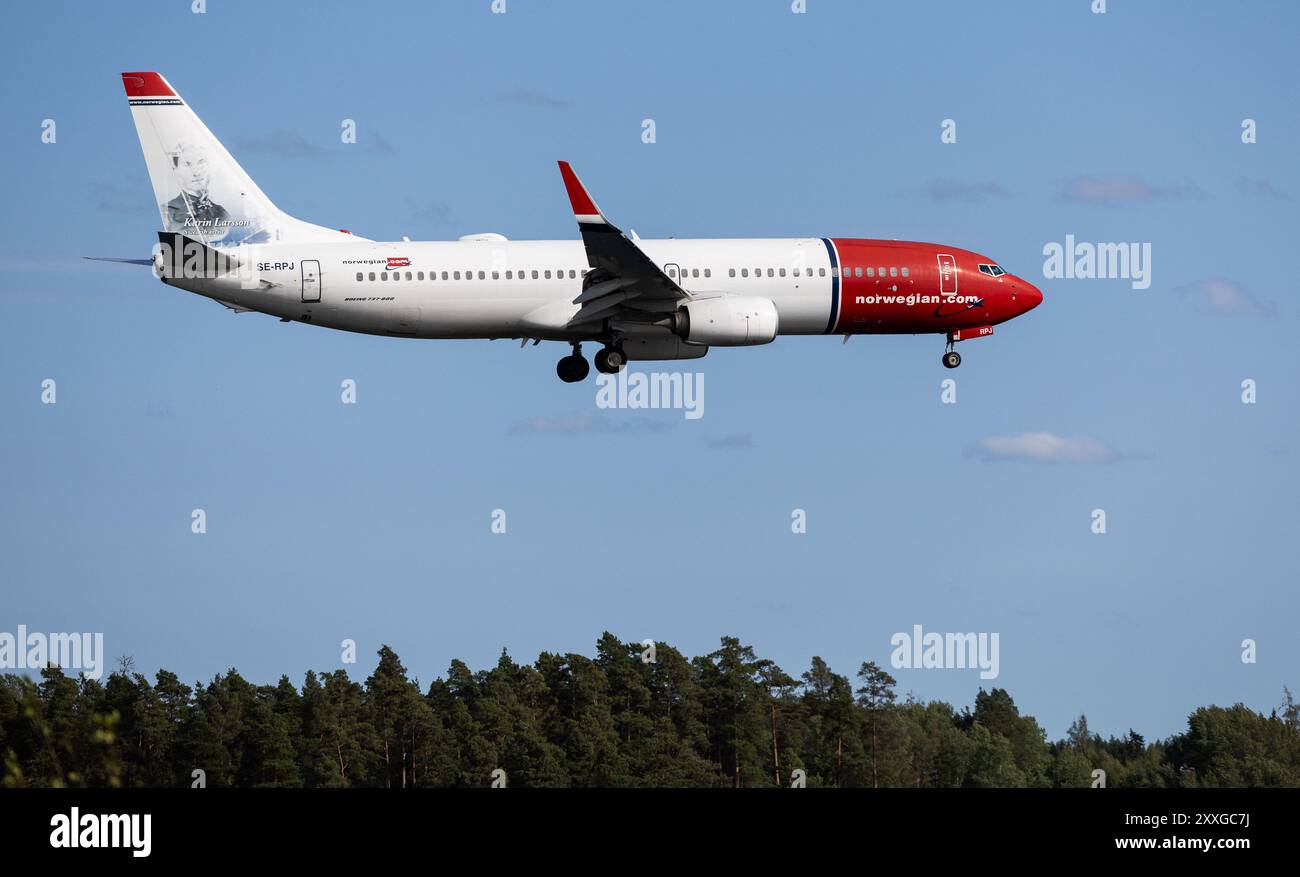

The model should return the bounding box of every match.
[979,264,1007,277]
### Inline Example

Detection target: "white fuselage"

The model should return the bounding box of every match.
[177,237,838,340]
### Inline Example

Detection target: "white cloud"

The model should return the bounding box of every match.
[508,410,670,436]
[911,179,1010,205]
[491,87,572,110]
[1173,278,1277,318]
[1056,175,1202,206]
[1234,177,1291,201]
[968,432,1120,464]
[706,433,754,449]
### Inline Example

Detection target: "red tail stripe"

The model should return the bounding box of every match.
[121,72,175,98]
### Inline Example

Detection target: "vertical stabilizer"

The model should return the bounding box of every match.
[122,72,358,247]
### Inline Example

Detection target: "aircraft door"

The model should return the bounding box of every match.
[301,260,321,302]
[937,254,957,295]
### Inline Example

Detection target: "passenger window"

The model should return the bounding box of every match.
[767,268,774,277]
[569,270,576,278]
[855,267,863,278]
[741,268,749,277]
[867,267,874,277]
[545,270,552,279]
[380,272,388,281]
[729,268,736,277]
[477,271,484,280]
[889,267,897,277]
[531,270,538,279]
[454,271,461,280]
[355,272,363,281]
[418,272,424,280]
[393,272,400,282]
[704,268,711,278]
[819,268,826,277]
[779,268,786,277]
[901,267,909,277]
[367,272,375,281]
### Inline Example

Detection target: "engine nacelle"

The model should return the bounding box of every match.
[621,334,708,361]
[670,296,779,346]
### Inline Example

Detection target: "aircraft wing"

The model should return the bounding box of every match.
[557,161,689,326]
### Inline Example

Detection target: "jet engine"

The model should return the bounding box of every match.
[664,295,779,346]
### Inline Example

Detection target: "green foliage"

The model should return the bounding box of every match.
[1,637,1296,788]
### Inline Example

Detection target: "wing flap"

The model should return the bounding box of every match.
[567,290,631,326]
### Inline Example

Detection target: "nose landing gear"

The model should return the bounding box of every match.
[942,338,962,369]
[556,343,590,383]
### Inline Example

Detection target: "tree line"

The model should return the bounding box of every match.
[2,634,1297,788]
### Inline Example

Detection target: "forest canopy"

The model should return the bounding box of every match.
[2,634,1297,788]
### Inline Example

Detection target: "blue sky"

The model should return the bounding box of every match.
[1,0,1296,739]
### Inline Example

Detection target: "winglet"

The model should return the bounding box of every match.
[557,161,608,226]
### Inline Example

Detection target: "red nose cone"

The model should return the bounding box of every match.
[1017,279,1043,313]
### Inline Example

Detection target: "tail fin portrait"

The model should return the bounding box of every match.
[121,72,357,247]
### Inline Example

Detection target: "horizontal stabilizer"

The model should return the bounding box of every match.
[83,256,154,266]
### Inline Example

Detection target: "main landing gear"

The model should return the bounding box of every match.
[593,345,627,375]
[557,343,627,382]
[942,339,962,369]
[556,343,590,383]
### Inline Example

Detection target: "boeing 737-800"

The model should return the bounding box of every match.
[103,72,1043,381]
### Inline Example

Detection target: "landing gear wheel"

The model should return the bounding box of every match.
[556,353,590,383]
[942,351,962,369]
[594,346,627,374]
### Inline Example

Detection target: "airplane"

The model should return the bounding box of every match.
[101,72,1043,382]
